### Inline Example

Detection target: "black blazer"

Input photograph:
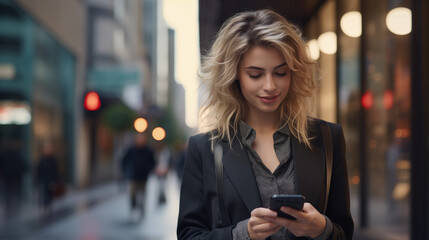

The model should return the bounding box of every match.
[177,119,354,239]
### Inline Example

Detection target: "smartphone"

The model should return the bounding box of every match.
[269,194,305,220]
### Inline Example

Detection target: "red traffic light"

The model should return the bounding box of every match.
[84,91,101,111]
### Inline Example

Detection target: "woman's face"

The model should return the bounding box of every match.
[237,45,291,117]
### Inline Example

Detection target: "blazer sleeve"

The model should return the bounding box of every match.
[325,123,354,240]
[177,135,234,240]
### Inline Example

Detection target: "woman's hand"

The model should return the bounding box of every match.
[267,203,326,238]
[248,208,283,240]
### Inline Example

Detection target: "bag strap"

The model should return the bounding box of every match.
[321,123,333,214]
[214,144,230,226]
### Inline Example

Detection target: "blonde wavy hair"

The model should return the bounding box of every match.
[199,9,318,148]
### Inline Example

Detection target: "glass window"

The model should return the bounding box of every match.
[337,0,361,227]
[338,0,411,239]
[363,0,411,238]
[32,25,75,184]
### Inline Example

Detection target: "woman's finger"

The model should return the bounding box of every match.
[267,202,326,238]
[251,207,277,218]
[251,221,280,232]
[279,206,302,220]
[248,221,282,240]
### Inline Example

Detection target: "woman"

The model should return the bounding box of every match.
[177,9,354,240]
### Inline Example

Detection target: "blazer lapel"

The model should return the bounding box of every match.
[292,135,325,211]
[220,138,262,213]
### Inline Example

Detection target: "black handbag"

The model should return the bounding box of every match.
[214,144,231,227]
[214,123,333,226]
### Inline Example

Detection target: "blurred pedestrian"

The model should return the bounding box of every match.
[0,140,27,217]
[173,141,187,181]
[121,133,156,218]
[177,9,354,240]
[36,141,59,214]
[155,142,171,205]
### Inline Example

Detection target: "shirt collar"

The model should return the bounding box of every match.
[239,120,290,143]
[277,123,290,136]
[239,120,255,147]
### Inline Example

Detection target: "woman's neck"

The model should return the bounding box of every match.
[244,110,280,134]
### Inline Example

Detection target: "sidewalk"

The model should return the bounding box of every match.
[0,179,123,239]
[0,172,181,240]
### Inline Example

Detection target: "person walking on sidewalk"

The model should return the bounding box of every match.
[177,9,353,240]
[36,141,60,214]
[121,133,156,218]
[155,142,171,206]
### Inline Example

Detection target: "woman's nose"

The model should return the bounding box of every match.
[262,74,276,91]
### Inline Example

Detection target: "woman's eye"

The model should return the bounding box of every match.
[249,74,262,79]
[275,72,287,76]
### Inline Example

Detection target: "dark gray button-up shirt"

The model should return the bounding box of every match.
[240,120,296,210]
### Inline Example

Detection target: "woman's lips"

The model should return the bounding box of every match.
[258,95,279,104]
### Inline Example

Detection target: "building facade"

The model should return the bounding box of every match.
[0,0,86,197]
[0,0,181,192]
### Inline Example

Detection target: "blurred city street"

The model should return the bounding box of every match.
[0,172,180,240]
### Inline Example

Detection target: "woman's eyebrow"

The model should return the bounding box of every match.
[274,63,287,69]
[244,63,287,71]
[244,66,264,71]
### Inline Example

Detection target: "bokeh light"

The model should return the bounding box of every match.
[386,7,412,35]
[383,90,394,109]
[134,118,148,132]
[361,91,373,109]
[307,39,320,60]
[318,32,337,54]
[340,11,362,37]
[84,91,101,111]
[152,127,166,141]
[352,176,360,185]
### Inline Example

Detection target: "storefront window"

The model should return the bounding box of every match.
[0,3,32,181]
[338,0,411,239]
[337,0,361,227]
[32,25,75,184]
[0,2,76,189]
[360,0,411,238]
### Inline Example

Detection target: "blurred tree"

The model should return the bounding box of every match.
[101,103,138,133]
[154,106,187,146]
